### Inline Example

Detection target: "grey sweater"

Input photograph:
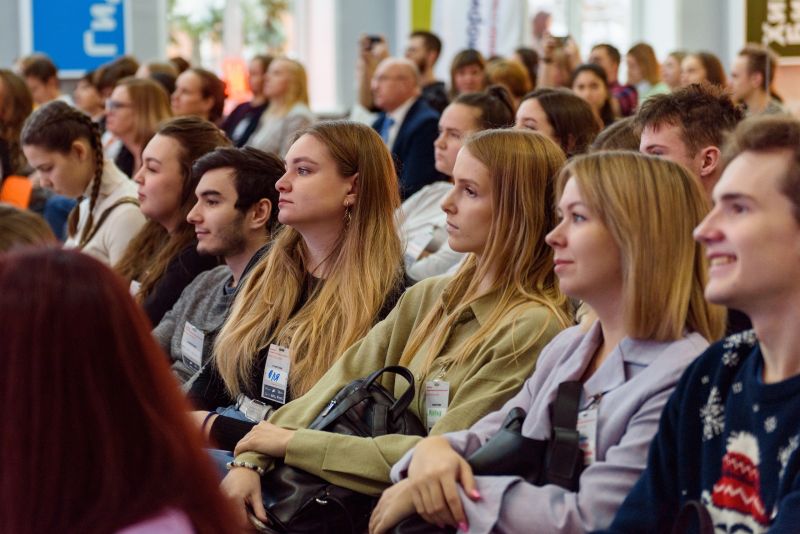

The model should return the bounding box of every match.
[152,244,270,385]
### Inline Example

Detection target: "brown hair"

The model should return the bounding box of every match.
[0,205,56,252]
[692,52,727,87]
[115,77,173,146]
[738,43,779,93]
[453,85,515,129]
[590,116,641,152]
[635,83,743,156]
[449,49,487,98]
[186,68,226,122]
[521,88,602,156]
[94,56,140,94]
[20,53,57,83]
[722,115,800,222]
[115,117,231,299]
[0,248,238,533]
[0,69,33,176]
[486,59,532,101]
[627,42,661,85]
[21,101,104,246]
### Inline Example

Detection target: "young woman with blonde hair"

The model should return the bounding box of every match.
[116,117,229,325]
[189,120,405,452]
[247,57,315,157]
[626,43,669,104]
[21,101,145,265]
[219,129,573,529]
[106,76,172,176]
[370,151,726,534]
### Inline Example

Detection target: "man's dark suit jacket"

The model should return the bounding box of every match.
[372,97,447,199]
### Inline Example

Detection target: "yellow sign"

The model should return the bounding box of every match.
[747,0,800,62]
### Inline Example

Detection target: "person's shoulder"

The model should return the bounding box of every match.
[406,274,452,297]
[407,97,440,123]
[677,329,759,388]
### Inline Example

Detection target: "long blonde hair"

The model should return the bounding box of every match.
[268,57,309,115]
[214,121,403,397]
[400,130,573,374]
[558,151,726,341]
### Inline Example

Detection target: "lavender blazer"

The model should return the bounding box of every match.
[391,322,709,533]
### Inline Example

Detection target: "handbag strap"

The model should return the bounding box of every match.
[361,365,417,416]
[546,380,584,490]
[78,196,140,248]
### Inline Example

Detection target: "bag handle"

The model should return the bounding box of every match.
[360,365,417,417]
[671,501,714,534]
[546,380,584,491]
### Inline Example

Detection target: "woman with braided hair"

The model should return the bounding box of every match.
[21,100,145,265]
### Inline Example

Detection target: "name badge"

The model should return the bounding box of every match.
[425,380,450,432]
[577,406,599,466]
[130,280,141,296]
[262,344,291,405]
[180,321,205,371]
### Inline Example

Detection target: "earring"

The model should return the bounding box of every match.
[343,200,352,227]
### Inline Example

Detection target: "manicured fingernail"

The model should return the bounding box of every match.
[470,489,482,499]
[459,522,469,532]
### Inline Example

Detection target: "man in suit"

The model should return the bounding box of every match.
[371,58,446,199]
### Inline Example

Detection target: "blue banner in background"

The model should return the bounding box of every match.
[31,0,126,73]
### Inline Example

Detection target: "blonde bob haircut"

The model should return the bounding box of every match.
[400,129,573,374]
[557,151,726,341]
[116,77,172,146]
[214,120,403,397]
[269,57,309,113]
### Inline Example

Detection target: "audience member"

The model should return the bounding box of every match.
[449,49,488,99]
[170,56,191,74]
[0,248,238,533]
[512,47,539,92]
[681,51,727,88]
[171,68,226,124]
[21,101,145,265]
[572,64,615,127]
[188,121,405,454]
[401,86,514,282]
[372,151,724,534]
[116,117,228,325]
[221,55,272,147]
[516,88,601,157]
[19,53,72,106]
[154,146,283,384]
[106,77,172,177]
[637,83,743,197]
[371,57,445,199]
[486,59,531,110]
[539,37,581,89]
[221,130,572,528]
[0,204,55,252]
[600,115,800,534]
[247,57,315,158]
[73,71,106,123]
[661,50,686,91]
[588,44,637,116]
[730,44,785,116]
[590,116,641,152]
[626,43,669,104]
[136,60,179,96]
[94,56,140,98]
[0,69,33,179]
[529,10,552,56]
[406,30,449,113]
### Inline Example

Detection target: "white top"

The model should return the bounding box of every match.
[398,181,464,281]
[64,160,146,266]
[247,102,316,157]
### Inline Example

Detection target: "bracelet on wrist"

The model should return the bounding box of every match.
[226,460,266,476]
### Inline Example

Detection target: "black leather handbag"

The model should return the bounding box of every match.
[256,365,426,534]
[392,381,585,534]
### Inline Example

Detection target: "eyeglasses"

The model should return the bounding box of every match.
[105,100,133,111]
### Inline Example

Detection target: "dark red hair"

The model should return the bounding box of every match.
[0,249,237,533]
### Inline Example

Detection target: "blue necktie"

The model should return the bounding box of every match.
[380,116,395,145]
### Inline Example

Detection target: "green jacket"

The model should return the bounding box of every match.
[236,275,565,495]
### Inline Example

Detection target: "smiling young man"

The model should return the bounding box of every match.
[152,146,283,384]
[599,115,800,534]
